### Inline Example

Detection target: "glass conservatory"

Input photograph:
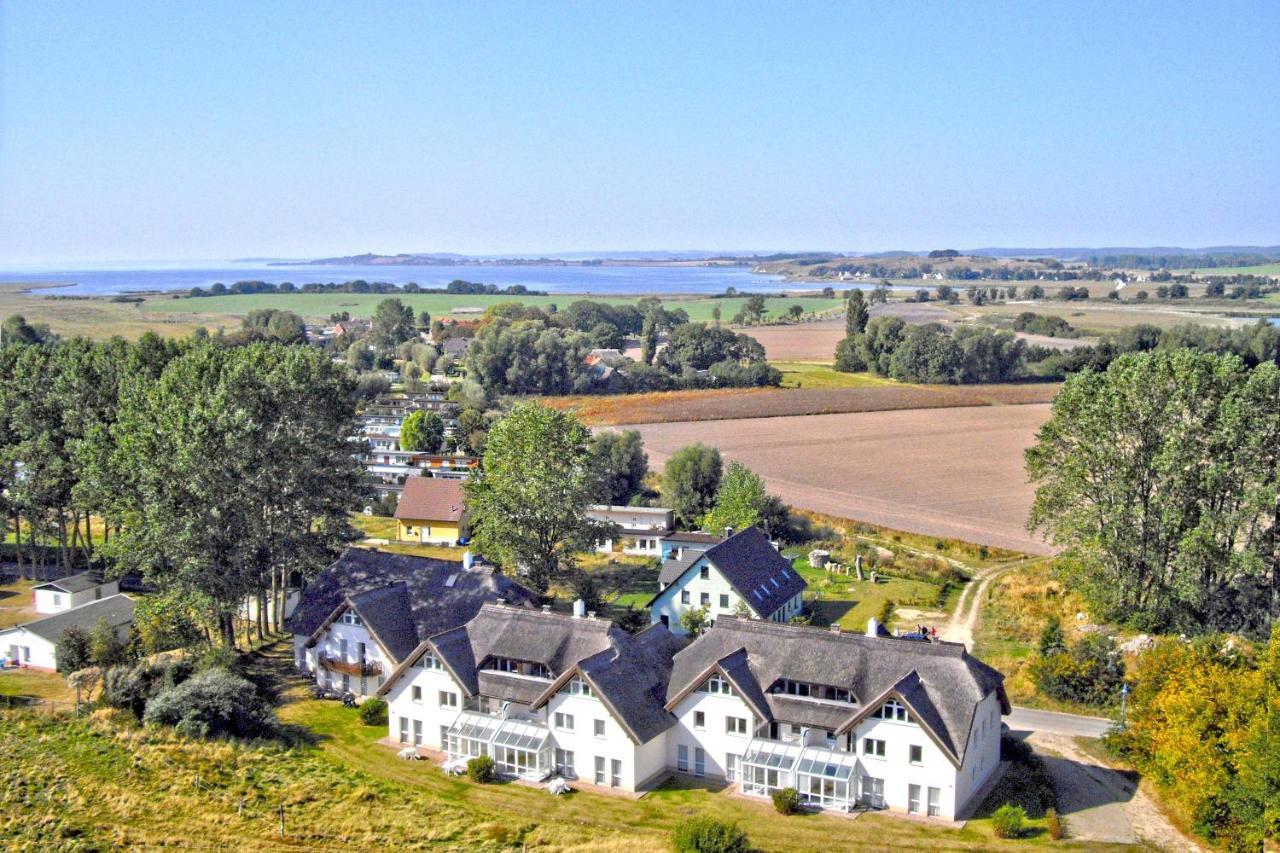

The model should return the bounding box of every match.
[794,747,859,811]
[740,739,802,797]
[444,711,553,781]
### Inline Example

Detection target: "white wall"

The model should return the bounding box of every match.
[951,691,1004,816]
[667,687,758,779]
[848,703,960,817]
[1,627,57,670]
[384,659,468,750]
[650,557,758,634]
[33,580,119,615]
[544,689,650,789]
[309,618,392,697]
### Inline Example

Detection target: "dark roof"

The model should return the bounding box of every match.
[663,531,724,545]
[286,548,535,664]
[665,617,1009,765]
[9,594,135,643]
[32,572,110,594]
[382,603,687,744]
[394,476,466,523]
[652,526,806,618]
[658,553,701,586]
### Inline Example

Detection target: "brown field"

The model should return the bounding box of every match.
[548,382,1059,426]
[0,283,203,340]
[625,403,1055,554]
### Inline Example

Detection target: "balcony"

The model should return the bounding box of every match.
[319,654,382,677]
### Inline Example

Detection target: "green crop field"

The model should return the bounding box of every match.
[1188,263,1280,277]
[145,291,843,324]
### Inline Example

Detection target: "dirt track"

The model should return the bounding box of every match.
[627,403,1055,554]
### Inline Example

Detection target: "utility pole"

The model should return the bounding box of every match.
[1119,683,1130,728]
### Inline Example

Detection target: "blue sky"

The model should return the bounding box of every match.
[0,2,1276,262]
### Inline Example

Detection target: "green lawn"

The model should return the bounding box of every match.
[0,578,38,629]
[790,554,941,633]
[774,361,903,390]
[1191,262,1280,277]
[147,291,844,325]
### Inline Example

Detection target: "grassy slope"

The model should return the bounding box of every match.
[773,361,900,389]
[0,578,38,629]
[0,635,1125,853]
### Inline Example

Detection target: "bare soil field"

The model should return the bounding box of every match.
[547,382,1059,426]
[740,304,959,361]
[625,404,1055,554]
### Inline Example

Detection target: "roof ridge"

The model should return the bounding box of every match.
[712,616,966,655]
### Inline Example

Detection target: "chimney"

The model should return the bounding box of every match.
[462,551,473,571]
[496,597,506,606]
[573,599,586,618]
[829,624,841,634]
[541,604,551,614]
[587,611,596,620]
[866,617,880,638]
[723,526,734,539]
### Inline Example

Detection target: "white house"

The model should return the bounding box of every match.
[372,602,1007,818]
[0,594,135,671]
[660,530,723,562]
[662,616,1009,818]
[586,505,674,557]
[286,548,536,698]
[31,572,120,614]
[648,526,806,635]
[378,600,684,792]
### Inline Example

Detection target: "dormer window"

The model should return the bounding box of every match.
[417,652,443,671]
[705,674,733,696]
[871,699,910,722]
[699,566,710,580]
[340,611,363,626]
[486,657,551,680]
[564,677,594,697]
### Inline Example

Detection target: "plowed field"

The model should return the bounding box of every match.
[626,403,1055,554]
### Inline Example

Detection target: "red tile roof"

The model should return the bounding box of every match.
[394,476,467,522]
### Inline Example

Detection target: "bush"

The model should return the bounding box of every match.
[358,697,387,726]
[143,667,277,739]
[466,755,495,783]
[55,626,93,674]
[991,803,1026,839]
[1029,634,1125,706]
[670,816,749,853]
[103,657,195,719]
[1046,807,1063,840]
[771,786,801,814]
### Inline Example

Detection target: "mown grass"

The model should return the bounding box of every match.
[773,361,901,390]
[0,578,38,629]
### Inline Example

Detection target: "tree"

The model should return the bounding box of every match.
[89,617,130,669]
[400,409,445,453]
[640,309,661,365]
[787,304,804,320]
[465,319,594,396]
[1026,350,1280,634]
[371,297,416,348]
[241,309,305,344]
[55,626,93,673]
[700,462,769,534]
[741,295,767,325]
[680,605,711,638]
[833,335,867,373]
[657,324,766,372]
[464,402,610,595]
[845,290,869,337]
[662,444,723,527]
[1037,616,1067,657]
[1,314,54,345]
[588,430,648,505]
[711,304,721,328]
[417,310,432,330]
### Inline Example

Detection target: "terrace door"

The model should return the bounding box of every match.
[860,776,884,809]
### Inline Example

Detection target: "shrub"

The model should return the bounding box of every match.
[771,786,800,814]
[103,658,195,720]
[89,617,132,669]
[991,803,1027,839]
[466,755,495,783]
[55,626,93,674]
[1046,807,1064,840]
[358,697,387,726]
[1030,634,1125,706]
[670,816,749,853]
[143,667,277,739]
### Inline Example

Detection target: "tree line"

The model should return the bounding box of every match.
[184,278,544,298]
[0,334,366,647]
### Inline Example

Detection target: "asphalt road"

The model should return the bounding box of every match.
[1006,705,1113,738]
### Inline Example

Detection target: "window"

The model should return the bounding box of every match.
[909,744,923,765]
[726,716,747,736]
[594,756,606,785]
[610,758,622,788]
[677,744,689,772]
[694,748,706,777]
[554,712,575,731]
[340,611,363,626]
[440,725,449,747]
[411,685,422,703]
[693,711,705,730]
[927,786,941,817]
[555,748,575,778]
[565,677,593,697]
[699,566,709,580]
[719,593,729,609]
[339,638,348,657]
[707,674,733,695]
[593,718,606,738]
[908,784,922,814]
[398,717,409,744]
[419,653,441,670]
[680,590,690,605]
[863,738,886,758]
[438,690,457,708]
[342,673,350,691]
[52,593,62,607]
[700,592,710,606]
[726,753,740,781]
[413,719,423,746]
[872,699,909,722]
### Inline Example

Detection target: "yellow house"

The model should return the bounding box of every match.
[394,476,468,546]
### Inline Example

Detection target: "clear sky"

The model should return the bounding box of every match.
[1,1,1277,262]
